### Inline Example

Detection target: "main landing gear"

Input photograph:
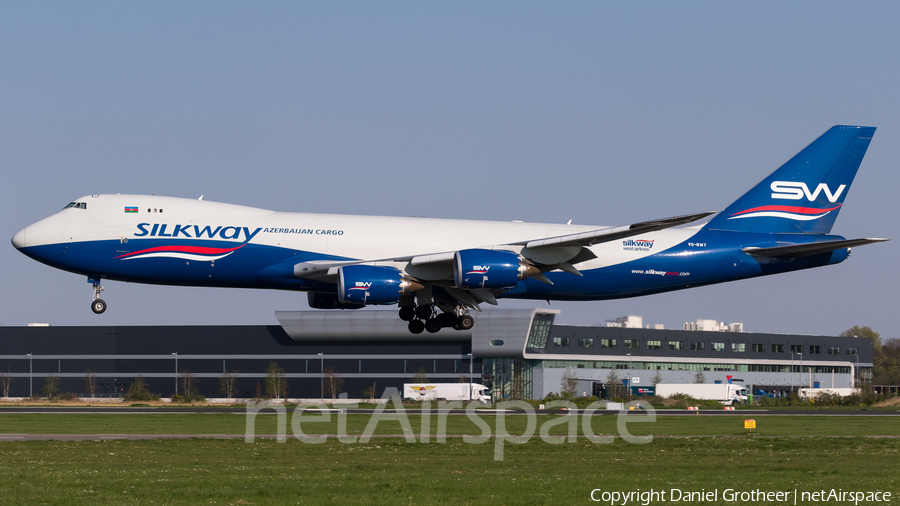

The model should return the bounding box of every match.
[89,277,107,314]
[399,298,474,334]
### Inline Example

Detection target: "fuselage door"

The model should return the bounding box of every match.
[114,227,131,244]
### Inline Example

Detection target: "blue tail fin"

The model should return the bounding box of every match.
[704,125,875,234]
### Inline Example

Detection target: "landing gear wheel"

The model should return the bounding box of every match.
[89,277,106,314]
[424,318,442,333]
[437,313,457,327]
[415,305,433,320]
[399,306,416,321]
[408,319,425,334]
[457,314,475,330]
[91,299,107,314]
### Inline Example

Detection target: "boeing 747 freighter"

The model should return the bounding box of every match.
[12,126,887,333]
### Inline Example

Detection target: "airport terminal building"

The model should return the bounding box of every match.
[0,309,873,400]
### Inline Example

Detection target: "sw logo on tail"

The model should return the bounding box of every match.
[770,181,846,202]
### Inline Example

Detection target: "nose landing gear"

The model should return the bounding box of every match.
[89,277,107,314]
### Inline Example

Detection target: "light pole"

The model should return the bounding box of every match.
[172,353,178,396]
[626,352,632,393]
[798,352,802,394]
[318,353,324,401]
[27,354,32,398]
[854,354,859,389]
[790,352,794,394]
[467,353,473,402]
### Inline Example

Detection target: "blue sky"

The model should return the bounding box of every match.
[2,3,898,337]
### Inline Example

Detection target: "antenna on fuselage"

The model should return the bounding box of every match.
[199,195,204,201]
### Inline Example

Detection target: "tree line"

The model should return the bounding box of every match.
[839,325,900,385]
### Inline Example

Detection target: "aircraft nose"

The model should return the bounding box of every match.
[11,227,26,249]
[12,212,69,251]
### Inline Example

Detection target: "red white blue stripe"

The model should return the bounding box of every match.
[728,204,841,221]
[115,244,245,262]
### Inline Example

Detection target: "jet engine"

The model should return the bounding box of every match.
[337,265,423,305]
[454,249,540,289]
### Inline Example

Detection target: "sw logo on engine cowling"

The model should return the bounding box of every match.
[467,265,490,274]
[770,181,846,203]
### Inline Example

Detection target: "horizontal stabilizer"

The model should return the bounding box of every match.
[742,238,888,259]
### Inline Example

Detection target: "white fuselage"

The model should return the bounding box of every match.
[16,194,696,273]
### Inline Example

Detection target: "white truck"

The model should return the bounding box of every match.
[403,383,491,403]
[655,383,748,406]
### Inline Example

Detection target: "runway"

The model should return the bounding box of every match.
[0,406,898,416]
[3,433,900,442]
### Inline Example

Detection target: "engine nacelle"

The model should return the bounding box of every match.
[454,249,539,289]
[308,292,365,310]
[337,265,423,305]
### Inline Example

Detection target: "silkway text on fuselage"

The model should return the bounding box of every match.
[134,224,262,242]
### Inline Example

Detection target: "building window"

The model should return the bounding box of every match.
[847,347,858,355]
[668,341,683,351]
[791,345,803,354]
[712,342,724,352]
[809,345,822,355]
[732,343,746,353]
[828,346,840,355]
[553,337,569,347]
[526,315,554,349]
[578,338,594,348]
[752,344,765,353]
[690,341,705,351]
[624,339,640,349]
[600,339,617,348]
[647,340,661,350]
[772,344,784,353]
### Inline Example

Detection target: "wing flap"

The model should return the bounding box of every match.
[410,252,456,265]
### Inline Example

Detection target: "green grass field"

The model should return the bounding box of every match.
[1,413,898,505]
[2,438,898,505]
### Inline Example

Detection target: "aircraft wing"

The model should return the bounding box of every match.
[742,238,889,259]
[515,211,715,249]
[292,211,715,288]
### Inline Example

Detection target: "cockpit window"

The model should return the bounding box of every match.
[64,202,87,210]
